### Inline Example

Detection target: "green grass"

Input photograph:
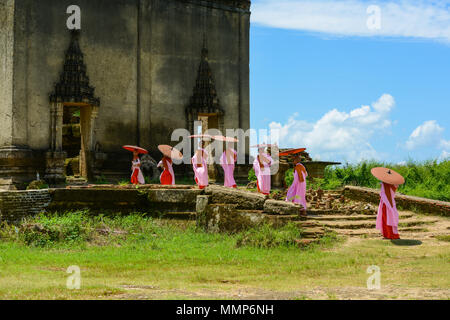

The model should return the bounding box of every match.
[284,160,449,202]
[436,235,450,242]
[0,211,449,299]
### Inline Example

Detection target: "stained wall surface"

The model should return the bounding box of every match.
[1,0,250,156]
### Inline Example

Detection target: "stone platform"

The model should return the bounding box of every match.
[1,184,448,243]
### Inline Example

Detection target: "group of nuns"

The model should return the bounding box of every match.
[125,137,405,240]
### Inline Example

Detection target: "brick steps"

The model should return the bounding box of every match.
[316,218,435,230]
[306,209,377,216]
[399,227,429,232]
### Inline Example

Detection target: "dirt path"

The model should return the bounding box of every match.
[114,284,450,300]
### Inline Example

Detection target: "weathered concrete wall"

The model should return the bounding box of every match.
[23,0,139,150]
[0,0,14,146]
[145,0,250,151]
[1,0,250,184]
[5,0,249,151]
[343,186,450,217]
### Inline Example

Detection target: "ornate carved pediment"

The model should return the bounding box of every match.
[186,39,224,116]
[49,30,100,107]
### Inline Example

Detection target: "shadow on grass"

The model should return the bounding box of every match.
[390,239,422,246]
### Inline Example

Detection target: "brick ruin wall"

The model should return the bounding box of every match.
[0,190,52,223]
[0,185,448,224]
[343,186,450,217]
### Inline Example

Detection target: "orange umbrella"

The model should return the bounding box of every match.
[158,145,183,160]
[122,145,148,154]
[371,167,405,185]
[279,148,306,156]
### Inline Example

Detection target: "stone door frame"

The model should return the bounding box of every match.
[46,101,99,182]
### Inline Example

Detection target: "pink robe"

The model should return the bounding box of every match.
[158,158,175,185]
[253,153,273,195]
[192,148,209,188]
[220,149,237,188]
[286,163,308,210]
[376,183,399,235]
[131,158,145,185]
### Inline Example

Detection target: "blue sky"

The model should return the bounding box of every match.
[249,0,450,163]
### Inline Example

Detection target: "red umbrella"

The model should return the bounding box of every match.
[122,145,148,154]
[212,135,239,142]
[279,148,306,156]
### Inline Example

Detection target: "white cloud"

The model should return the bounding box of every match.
[440,139,450,150]
[440,150,450,161]
[405,120,444,150]
[439,139,450,160]
[268,93,395,162]
[405,121,450,161]
[252,0,450,43]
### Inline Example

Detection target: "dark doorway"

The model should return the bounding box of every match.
[62,106,81,177]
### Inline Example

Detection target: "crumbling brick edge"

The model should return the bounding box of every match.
[343,186,450,217]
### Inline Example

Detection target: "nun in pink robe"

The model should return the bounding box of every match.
[376,182,400,239]
[220,145,237,188]
[192,148,209,189]
[286,157,308,211]
[253,148,273,195]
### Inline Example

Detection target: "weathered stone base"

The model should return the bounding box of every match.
[48,186,203,213]
[44,151,67,185]
[196,189,306,233]
[264,199,304,215]
[205,185,267,209]
[0,146,45,190]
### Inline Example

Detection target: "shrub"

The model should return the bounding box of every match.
[95,175,109,185]
[248,168,257,182]
[19,211,92,247]
[26,180,49,190]
[118,179,129,186]
[235,223,302,248]
[290,159,449,201]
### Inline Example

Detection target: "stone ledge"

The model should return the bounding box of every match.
[205,185,267,210]
[343,186,450,216]
[264,199,304,216]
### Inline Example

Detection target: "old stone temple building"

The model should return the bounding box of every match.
[0,0,251,189]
